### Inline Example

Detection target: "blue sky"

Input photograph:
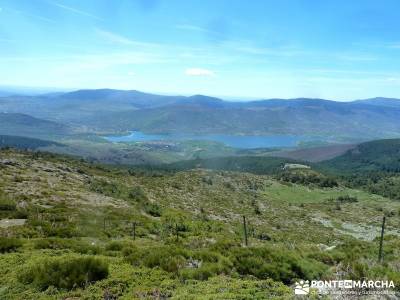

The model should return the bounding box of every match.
[1,0,400,100]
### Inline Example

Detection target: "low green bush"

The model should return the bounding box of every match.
[89,179,123,198]
[144,202,162,217]
[179,257,232,281]
[210,238,241,252]
[128,186,148,202]
[229,246,328,284]
[123,245,233,280]
[105,240,125,251]
[33,238,101,254]
[19,256,108,290]
[336,195,358,203]
[0,198,17,211]
[143,246,188,272]
[124,245,189,273]
[0,237,23,253]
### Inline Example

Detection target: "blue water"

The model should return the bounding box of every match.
[104,131,314,149]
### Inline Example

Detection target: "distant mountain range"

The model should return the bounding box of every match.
[1,89,400,141]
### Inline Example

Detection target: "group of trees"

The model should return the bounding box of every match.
[277,170,338,188]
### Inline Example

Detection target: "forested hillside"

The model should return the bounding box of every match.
[318,139,400,200]
[0,135,64,150]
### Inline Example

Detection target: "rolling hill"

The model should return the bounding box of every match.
[269,143,357,162]
[1,90,400,141]
[162,156,296,175]
[319,138,400,174]
[317,139,400,200]
[1,149,399,298]
[0,135,65,150]
[354,97,400,108]
[0,113,72,138]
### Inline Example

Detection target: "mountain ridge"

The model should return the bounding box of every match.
[1,89,400,140]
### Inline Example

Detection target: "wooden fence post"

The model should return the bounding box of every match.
[132,222,136,240]
[378,215,386,262]
[243,216,248,246]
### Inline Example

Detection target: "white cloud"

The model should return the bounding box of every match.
[48,1,103,20]
[185,68,214,76]
[95,28,160,48]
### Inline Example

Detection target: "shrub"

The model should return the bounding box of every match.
[0,237,23,253]
[142,246,188,273]
[210,238,241,252]
[105,240,125,251]
[180,256,232,281]
[124,245,189,273]
[128,186,148,202]
[229,246,328,284]
[19,256,108,290]
[123,245,233,280]
[277,171,338,188]
[122,246,141,265]
[89,179,122,198]
[202,176,213,185]
[180,263,219,281]
[144,202,162,217]
[33,238,101,254]
[0,198,17,211]
[336,195,358,203]
[29,221,78,238]
[307,251,339,265]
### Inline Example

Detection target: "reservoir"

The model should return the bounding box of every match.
[104,131,316,149]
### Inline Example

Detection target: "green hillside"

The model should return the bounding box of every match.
[1,149,399,299]
[0,113,72,138]
[318,139,400,200]
[162,156,295,174]
[0,135,65,150]
[320,139,400,174]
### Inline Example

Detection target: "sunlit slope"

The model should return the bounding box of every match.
[0,149,399,299]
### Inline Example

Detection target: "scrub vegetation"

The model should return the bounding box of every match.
[0,148,400,299]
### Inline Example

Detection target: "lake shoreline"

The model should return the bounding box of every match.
[103,131,321,149]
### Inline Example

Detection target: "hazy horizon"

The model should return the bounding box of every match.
[1,0,400,100]
[2,84,400,103]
